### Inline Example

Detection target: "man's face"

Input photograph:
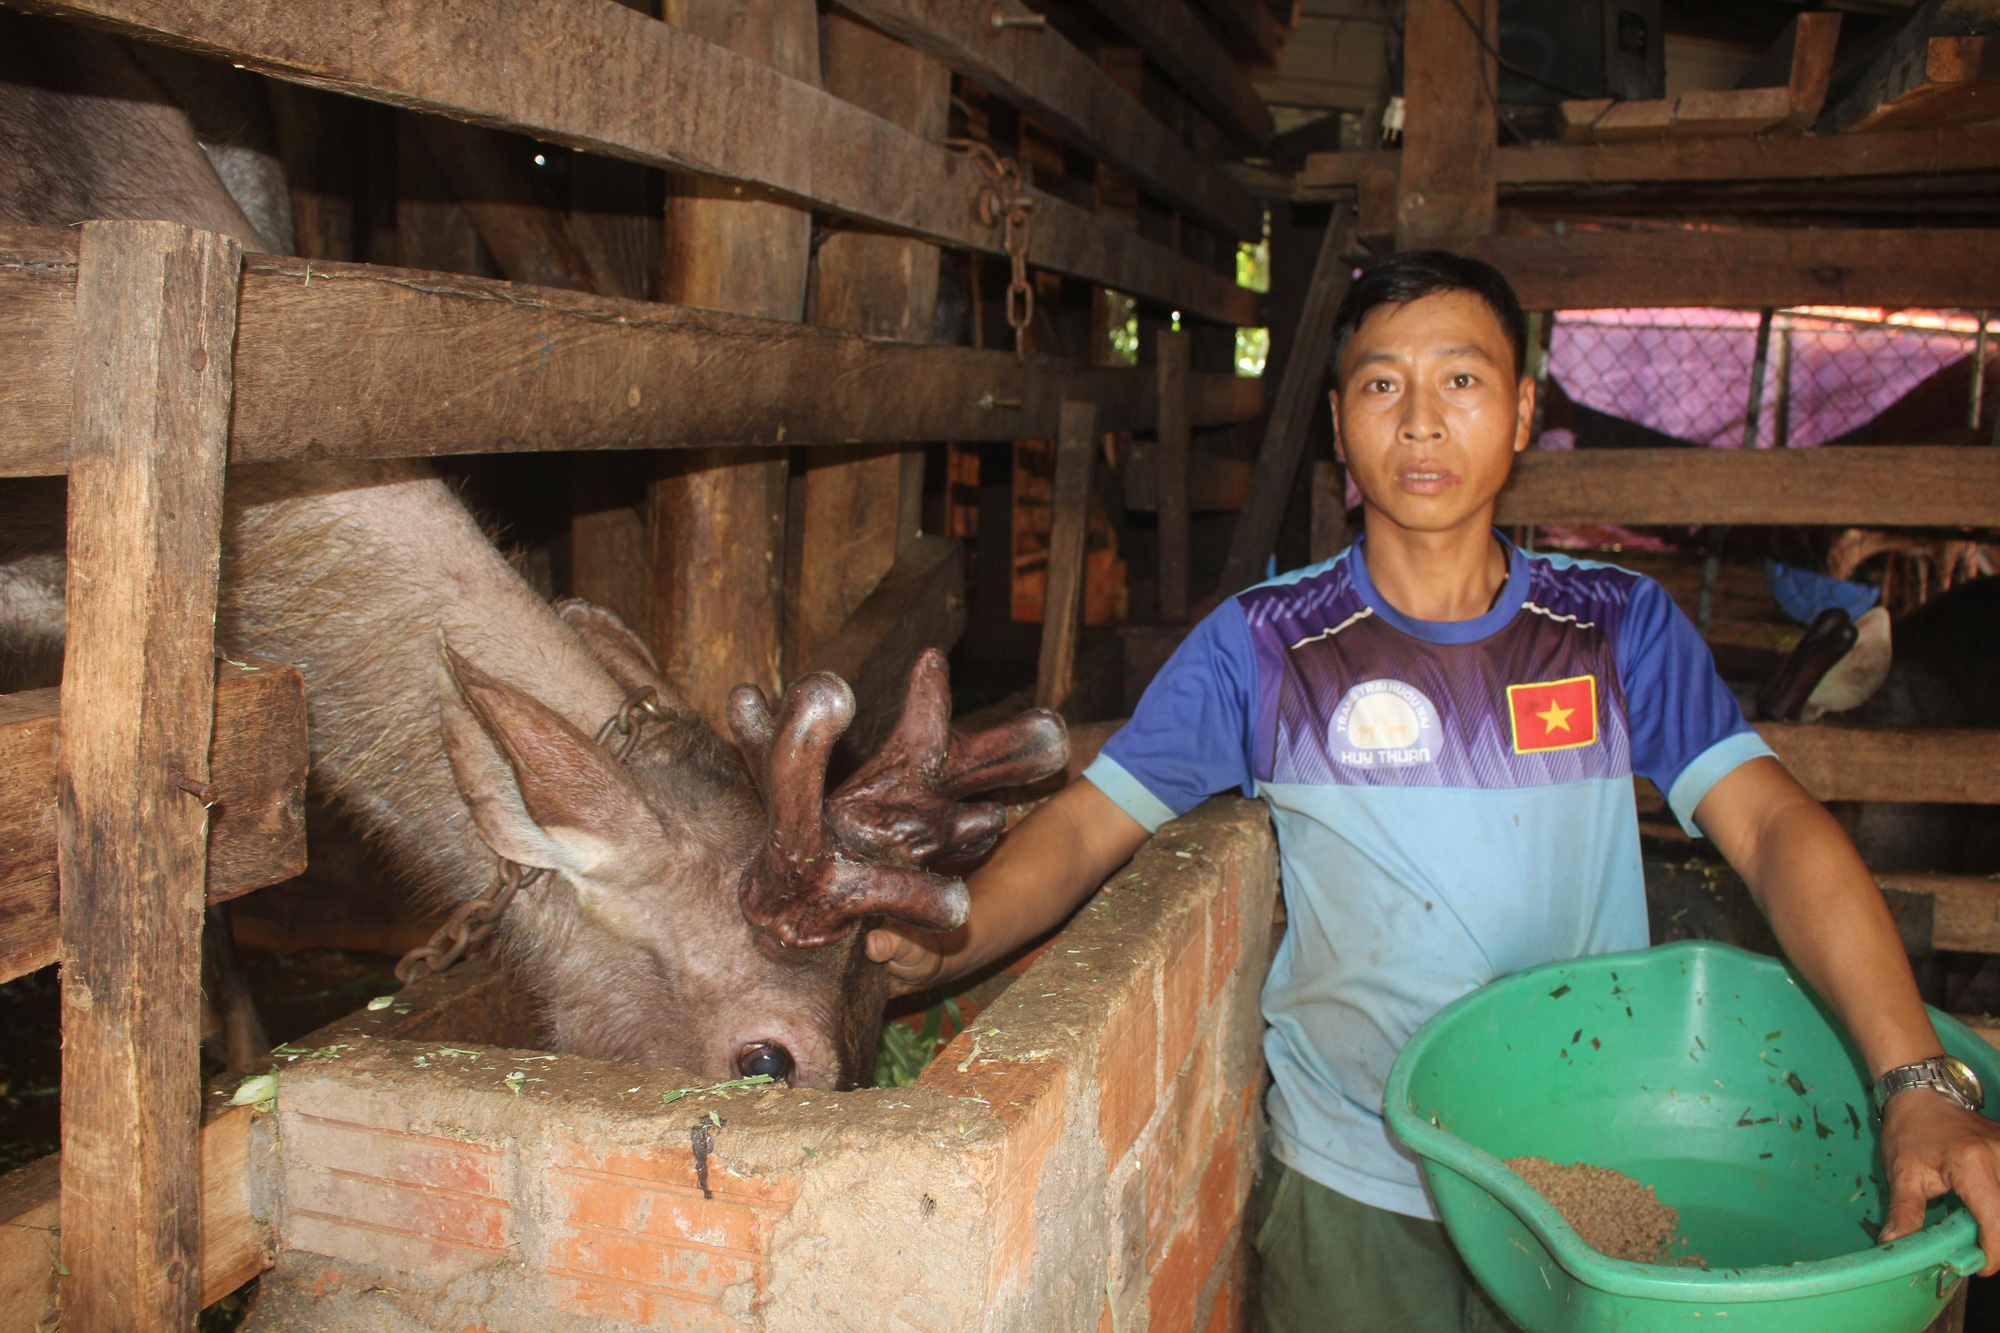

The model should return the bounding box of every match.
[1329,290,1534,538]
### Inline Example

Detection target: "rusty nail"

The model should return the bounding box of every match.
[985,2,1047,30]
[173,774,219,807]
[979,391,1024,410]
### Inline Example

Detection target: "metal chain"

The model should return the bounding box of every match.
[944,139,1036,362]
[395,686,664,985]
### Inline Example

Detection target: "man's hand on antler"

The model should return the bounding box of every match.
[728,650,1066,951]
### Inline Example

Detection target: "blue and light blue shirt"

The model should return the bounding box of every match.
[1083,538,1772,1219]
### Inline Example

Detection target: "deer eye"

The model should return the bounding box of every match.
[738,1042,794,1081]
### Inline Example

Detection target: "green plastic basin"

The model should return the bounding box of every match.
[1385,941,1995,1331]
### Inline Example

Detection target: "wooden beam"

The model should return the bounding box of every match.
[1298,124,2000,192]
[58,219,238,1331]
[803,534,966,758]
[1036,401,1098,711]
[1121,446,1251,512]
[0,660,307,986]
[829,0,1258,237]
[13,0,1250,322]
[1396,0,1496,247]
[1741,10,1842,133]
[0,227,1264,476]
[0,1102,269,1328]
[1155,330,1191,624]
[1821,0,2000,135]
[1076,0,1273,146]
[648,0,818,718]
[413,118,609,294]
[1493,446,2000,529]
[1212,206,1352,602]
[790,13,947,676]
[1458,228,2000,309]
[1877,872,2000,954]
[1308,458,1346,562]
[1192,0,1285,67]
[1758,723,2000,804]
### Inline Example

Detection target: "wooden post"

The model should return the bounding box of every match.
[1396,0,1498,248]
[1211,205,1354,603]
[58,219,241,1331]
[1309,459,1347,563]
[789,13,949,674]
[1156,329,1191,623]
[648,0,820,719]
[1036,401,1098,711]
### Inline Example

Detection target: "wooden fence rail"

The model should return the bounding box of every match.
[11,0,1254,323]
[0,226,1263,476]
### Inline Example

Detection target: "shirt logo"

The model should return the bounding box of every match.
[1507,675,1600,753]
[1329,679,1440,767]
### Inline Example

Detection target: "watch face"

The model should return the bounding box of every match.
[1939,1056,1985,1111]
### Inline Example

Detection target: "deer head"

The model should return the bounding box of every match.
[437,604,1066,1088]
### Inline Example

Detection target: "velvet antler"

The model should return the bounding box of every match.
[728,649,1068,949]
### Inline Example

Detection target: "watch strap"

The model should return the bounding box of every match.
[1874,1058,1976,1115]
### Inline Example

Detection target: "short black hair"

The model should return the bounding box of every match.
[1327,250,1529,383]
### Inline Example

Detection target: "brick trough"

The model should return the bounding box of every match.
[242,797,1279,1333]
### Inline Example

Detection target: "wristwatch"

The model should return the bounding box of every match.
[1873,1055,1986,1116]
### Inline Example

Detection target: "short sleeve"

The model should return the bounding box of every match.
[1083,598,1259,832]
[1615,577,1775,835]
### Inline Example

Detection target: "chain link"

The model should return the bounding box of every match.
[945,139,1036,362]
[395,686,664,985]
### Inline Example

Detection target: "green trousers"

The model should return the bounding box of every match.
[1251,1157,1519,1333]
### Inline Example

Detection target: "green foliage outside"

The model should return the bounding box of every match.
[1236,327,1270,378]
[875,996,966,1087]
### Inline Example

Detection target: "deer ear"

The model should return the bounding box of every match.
[556,600,689,714]
[436,637,659,879]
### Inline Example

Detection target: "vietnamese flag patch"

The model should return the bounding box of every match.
[1507,675,1599,754]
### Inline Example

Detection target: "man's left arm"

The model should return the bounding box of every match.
[1696,756,2000,1271]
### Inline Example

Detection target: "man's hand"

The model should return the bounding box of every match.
[865,920,955,996]
[1879,1089,2000,1274]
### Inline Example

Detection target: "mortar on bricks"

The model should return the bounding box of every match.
[240,797,1279,1333]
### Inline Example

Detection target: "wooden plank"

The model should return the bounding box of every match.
[1821,0,2000,135]
[803,534,967,759]
[13,0,1249,322]
[1120,446,1252,511]
[1077,0,1274,146]
[1492,446,2000,529]
[1758,723,2000,804]
[0,228,1264,476]
[1396,0,1496,247]
[1156,330,1191,624]
[1212,206,1353,602]
[1459,228,2000,310]
[1036,402,1099,711]
[414,118,608,293]
[1298,123,2000,191]
[0,1103,271,1329]
[830,0,1258,237]
[1877,872,2000,954]
[57,219,239,1331]
[1743,10,1842,133]
[1193,0,1286,66]
[1831,35,2000,135]
[646,0,818,719]
[789,13,947,675]
[1557,14,1840,144]
[0,661,307,986]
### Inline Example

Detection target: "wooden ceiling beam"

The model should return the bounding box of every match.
[1072,0,1275,145]
[830,0,1261,236]
[1298,124,2000,193]
[0,226,1263,477]
[1461,226,2000,309]
[1820,0,2000,134]
[11,0,1252,322]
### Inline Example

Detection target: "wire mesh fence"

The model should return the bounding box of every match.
[1539,307,1997,453]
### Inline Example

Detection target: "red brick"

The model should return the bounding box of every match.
[546,1226,762,1300]
[1147,1209,1204,1333]
[1205,875,1242,1005]
[288,1168,510,1251]
[550,1170,789,1255]
[1202,1227,1249,1333]
[547,1271,754,1332]
[548,1135,800,1206]
[1097,968,1160,1166]
[286,1113,505,1197]
[1160,908,1209,1083]
[981,1063,1070,1306]
[1143,1030,1217,1261]
[917,1041,1065,1133]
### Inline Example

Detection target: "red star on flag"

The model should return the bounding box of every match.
[1507,675,1599,754]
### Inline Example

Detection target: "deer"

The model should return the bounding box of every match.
[0,13,1067,1086]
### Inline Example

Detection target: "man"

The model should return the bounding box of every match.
[868,251,2000,1329]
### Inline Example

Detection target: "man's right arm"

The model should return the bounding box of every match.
[864,778,1150,993]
